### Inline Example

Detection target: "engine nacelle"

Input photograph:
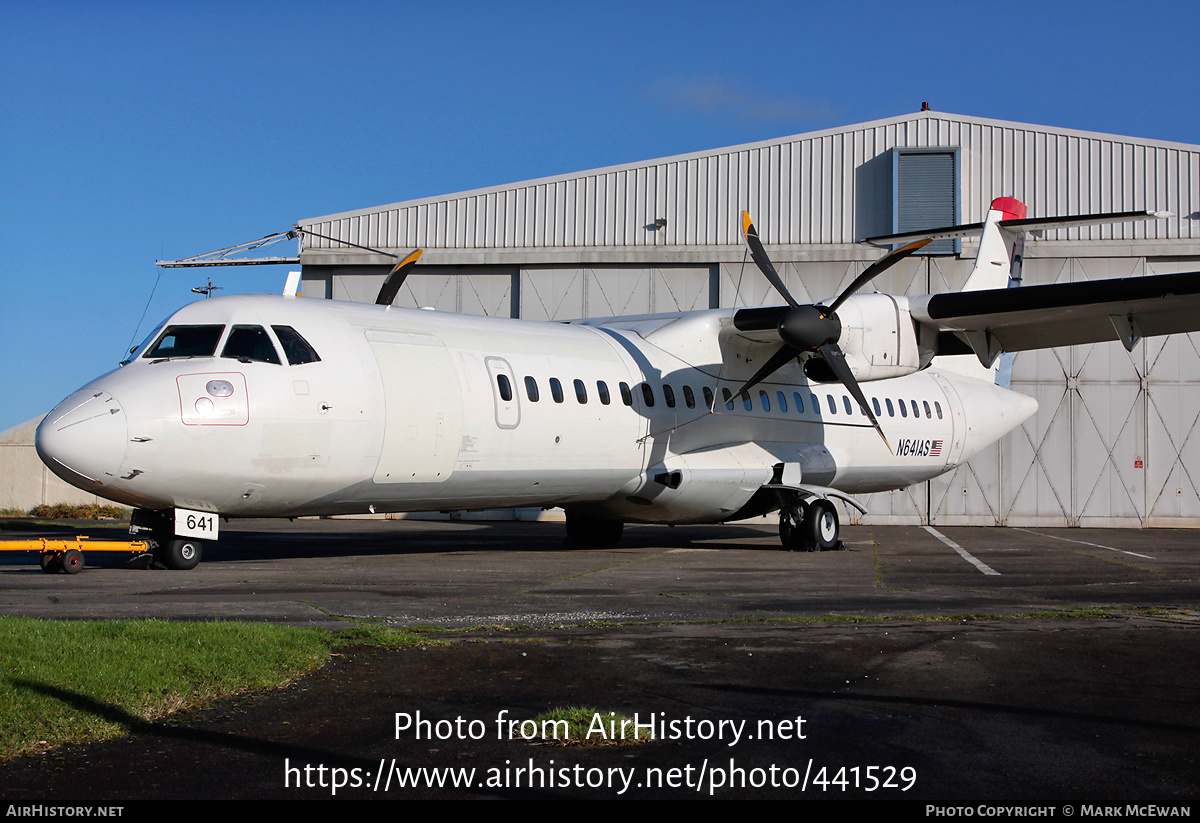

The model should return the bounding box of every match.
[819,293,931,383]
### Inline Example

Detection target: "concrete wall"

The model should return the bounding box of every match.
[0,417,108,512]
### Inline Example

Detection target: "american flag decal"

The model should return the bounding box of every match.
[929,440,943,457]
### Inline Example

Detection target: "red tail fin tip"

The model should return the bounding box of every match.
[990,197,1027,221]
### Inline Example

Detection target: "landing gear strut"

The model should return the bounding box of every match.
[778,497,840,552]
[131,508,206,570]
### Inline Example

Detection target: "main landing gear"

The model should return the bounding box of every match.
[778,497,841,552]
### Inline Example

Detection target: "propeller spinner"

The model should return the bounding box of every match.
[733,212,931,451]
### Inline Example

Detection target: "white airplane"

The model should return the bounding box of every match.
[35,198,1200,569]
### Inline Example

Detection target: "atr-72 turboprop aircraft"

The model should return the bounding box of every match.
[36,198,1200,569]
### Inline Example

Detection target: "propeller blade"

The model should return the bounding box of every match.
[742,212,800,309]
[826,238,931,315]
[730,345,800,401]
[817,342,891,452]
[375,248,423,306]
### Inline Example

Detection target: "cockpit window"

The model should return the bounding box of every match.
[143,325,225,360]
[271,325,321,365]
[221,325,281,364]
[123,321,166,364]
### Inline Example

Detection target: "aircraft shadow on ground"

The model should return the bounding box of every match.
[0,519,799,567]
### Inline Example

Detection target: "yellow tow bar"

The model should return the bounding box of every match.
[0,536,151,574]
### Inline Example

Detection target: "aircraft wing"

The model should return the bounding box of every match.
[910,270,1200,354]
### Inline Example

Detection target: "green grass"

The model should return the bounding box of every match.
[0,617,439,760]
[25,504,131,520]
[523,707,651,746]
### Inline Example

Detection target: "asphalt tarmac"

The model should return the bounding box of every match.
[1,518,1197,801]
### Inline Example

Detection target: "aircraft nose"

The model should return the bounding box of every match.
[36,389,129,488]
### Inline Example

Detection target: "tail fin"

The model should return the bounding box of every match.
[960,197,1027,293]
[862,199,1169,384]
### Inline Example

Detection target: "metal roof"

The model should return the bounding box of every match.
[297,110,1199,265]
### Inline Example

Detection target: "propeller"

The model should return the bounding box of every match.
[375,248,424,306]
[732,212,931,450]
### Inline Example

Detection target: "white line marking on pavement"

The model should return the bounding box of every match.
[1013,528,1153,559]
[923,526,1000,575]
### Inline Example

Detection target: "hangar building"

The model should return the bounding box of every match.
[211,110,1200,527]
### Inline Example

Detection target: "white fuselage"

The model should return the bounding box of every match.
[36,294,1037,524]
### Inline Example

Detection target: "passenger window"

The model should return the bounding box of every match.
[723,388,734,411]
[683,386,695,409]
[827,395,836,414]
[641,383,655,407]
[924,400,932,418]
[496,374,513,402]
[702,387,714,409]
[843,396,853,415]
[525,376,540,402]
[759,390,770,412]
[777,391,787,413]
[899,399,908,418]
[597,380,610,405]
[886,398,894,417]
[663,385,676,408]
[550,378,564,403]
[620,382,633,406]
[574,379,587,404]
[911,400,919,418]
[144,325,225,359]
[222,325,281,364]
[743,392,753,411]
[872,397,881,417]
[272,326,321,365]
[810,394,820,415]
[935,401,943,419]
[793,392,804,414]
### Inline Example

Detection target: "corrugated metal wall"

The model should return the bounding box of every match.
[298,111,1198,254]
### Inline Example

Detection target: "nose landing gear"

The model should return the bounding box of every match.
[130,509,206,570]
[155,538,203,570]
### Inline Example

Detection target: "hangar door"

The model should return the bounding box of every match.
[520,265,713,321]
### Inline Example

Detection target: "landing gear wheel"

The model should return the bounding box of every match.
[157,539,203,570]
[60,549,84,574]
[778,509,805,551]
[564,513,624,548]
[803,500,840,552]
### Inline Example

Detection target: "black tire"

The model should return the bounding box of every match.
[564,513,624,548]
[40,553,61,574]
[60,549,84,574]
[158,539,203,570]
[802,500,839,552]
[778,510,806,551]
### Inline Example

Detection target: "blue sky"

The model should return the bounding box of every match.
[2,0,1198,431]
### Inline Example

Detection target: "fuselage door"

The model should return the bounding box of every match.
[367,329,463,484]
[931,372,967,469]
[485,356,521,429]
